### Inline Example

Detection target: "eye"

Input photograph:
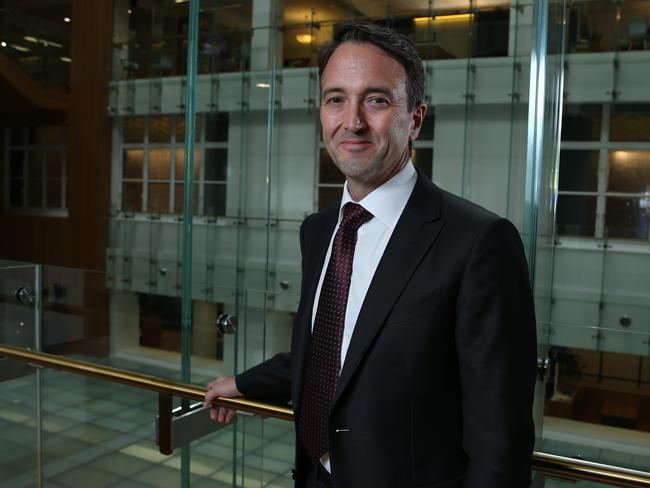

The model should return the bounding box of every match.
[326,96,344,105]
[368,96,389,106]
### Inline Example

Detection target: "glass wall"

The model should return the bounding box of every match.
[2,0,650,487]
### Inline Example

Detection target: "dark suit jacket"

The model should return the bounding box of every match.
[236,171,537,488]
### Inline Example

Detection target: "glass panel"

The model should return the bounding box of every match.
[558,150,599,191]
[0,264,38,487]
[561,104,601,141]
[9,127,25,145]
[605,197,650,240]
[610,104,650,142]
[174,149,200,180]
[148,182,171,214]
[411,147,433,180]
[27,150,44,180]
[122,182,143,212]
[205,149,227,181]
[46,180,63,208]
[124,117,145,143]
[9,150,24,179]
[149,116,173,143]
[174,184,199,214]
[608,150,650,193]
[123,149,144,179]
[9,180,24,206]
[205,113,228,142]
[204,184,226,216]
[46,150,65,179]
[27,178,44,207]
[557,195,597,237]
[317,186,341,211]
[148,149,172,180]
[318,147,344,185]
[176,114,201,143]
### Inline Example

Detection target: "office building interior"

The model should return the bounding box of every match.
[0,0,649,486]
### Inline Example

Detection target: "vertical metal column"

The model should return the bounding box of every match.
[522,0,550,277]
[34,265,43,488]
[180,1,200,487]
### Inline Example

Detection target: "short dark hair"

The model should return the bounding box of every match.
[318,21,425,112]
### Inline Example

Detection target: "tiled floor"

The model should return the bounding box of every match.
[0,357,295,488]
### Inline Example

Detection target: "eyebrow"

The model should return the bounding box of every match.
[321,86,394,99]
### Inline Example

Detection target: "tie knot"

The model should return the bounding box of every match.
[341,202,373,232]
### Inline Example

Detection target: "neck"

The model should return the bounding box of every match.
[346,151,409,202]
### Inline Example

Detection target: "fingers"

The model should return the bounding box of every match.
[209,406,236,424]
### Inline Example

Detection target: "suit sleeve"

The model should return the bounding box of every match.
[235,353,292,404]
[455,218,537,488]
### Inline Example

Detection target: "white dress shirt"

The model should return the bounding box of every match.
[311,161,417,472]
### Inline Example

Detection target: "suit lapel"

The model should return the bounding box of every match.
[333,174,444,406]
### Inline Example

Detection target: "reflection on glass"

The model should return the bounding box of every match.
[148,149,172,180]
[557,195,597,237]
[559,150,599,192]
[123,149,144,179]
[122,182,143,212]
[205,149,227,181]
[561,104,601,141]
[124,117,145,143]
[610,104,650,142]
[566,1,620,53]
[204,184,226,216]
[148,183,170,213]
[605,197,650,240]
[608,150,650,193]
[149,116,172,143]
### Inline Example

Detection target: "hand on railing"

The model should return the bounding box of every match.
[203,376,242,424]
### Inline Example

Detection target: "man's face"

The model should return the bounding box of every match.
[320,42,426,198]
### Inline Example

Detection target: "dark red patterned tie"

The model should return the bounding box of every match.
[299,202,374,464]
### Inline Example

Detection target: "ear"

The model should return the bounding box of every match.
[409,103,428,142]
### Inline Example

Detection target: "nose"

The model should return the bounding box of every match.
[344,103,365,133]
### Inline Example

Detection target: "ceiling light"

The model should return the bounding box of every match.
[295,34,313,44]
[23,35,63,48]
[413,17,433,23]
[11,44,31,53]
[434,13,474,22]
[64,17,71,23]
[60,56,71,63]
[128,8,132,14]
[0,41,6,48]
[256,83,271,88]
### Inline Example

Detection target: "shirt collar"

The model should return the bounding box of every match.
[339,161,417,229]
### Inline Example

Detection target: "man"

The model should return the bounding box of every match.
[204,21,537,488]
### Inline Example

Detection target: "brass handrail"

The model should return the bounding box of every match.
[0,343,293,421]
[2,343,650,487]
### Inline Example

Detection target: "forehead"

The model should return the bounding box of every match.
[321,42,407,90]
